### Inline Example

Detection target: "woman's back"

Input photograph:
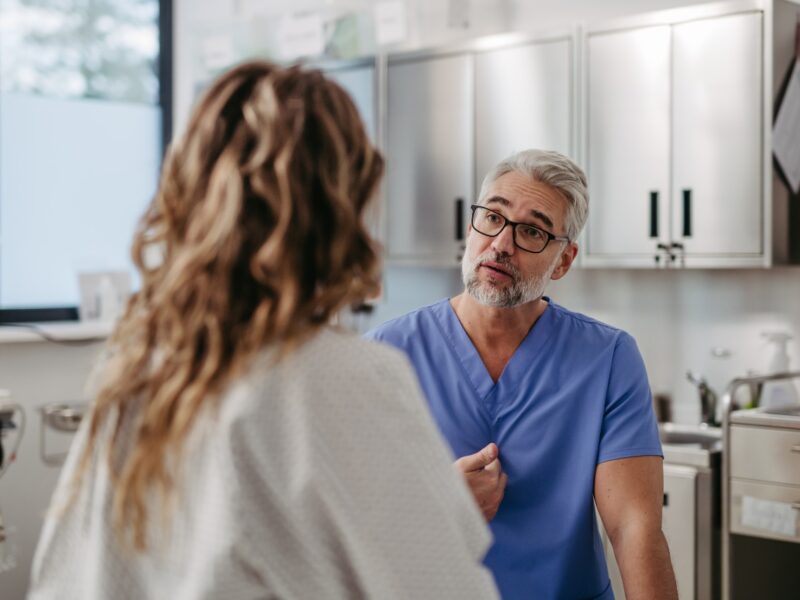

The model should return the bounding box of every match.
[30,329,498,599]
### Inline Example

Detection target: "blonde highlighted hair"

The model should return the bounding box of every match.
[76,61,384,550]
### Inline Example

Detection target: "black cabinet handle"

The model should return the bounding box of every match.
[682,189,692,237]
[649,191,659,238]
[656,242,672,266]
[455,198,464,241]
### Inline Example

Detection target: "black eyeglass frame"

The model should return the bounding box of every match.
[469,204,570,254]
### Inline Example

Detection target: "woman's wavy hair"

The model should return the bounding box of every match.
[76,61,384,550]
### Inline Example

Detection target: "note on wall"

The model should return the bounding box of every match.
[773,60,800,194]
[201,35,237,72]
[374,1,407,46]
[741,496,798,537]
[277,12,325,61]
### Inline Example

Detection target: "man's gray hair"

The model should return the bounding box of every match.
[477,149,589,241]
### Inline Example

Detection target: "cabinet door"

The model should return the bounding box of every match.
[474,39,572,197]
[386,54,473,263]
[663,465,698,600]
[585,26,671,260]
[672,12,763,256]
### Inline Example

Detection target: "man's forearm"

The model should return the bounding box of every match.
[611,526,678,600]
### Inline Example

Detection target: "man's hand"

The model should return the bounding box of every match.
[454,443,508,522]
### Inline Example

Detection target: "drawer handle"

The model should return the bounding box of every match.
[793,503,800,511]
[792,445,800,454]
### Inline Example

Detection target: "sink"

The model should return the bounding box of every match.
[659,423,722,468]
[659,423,722,447]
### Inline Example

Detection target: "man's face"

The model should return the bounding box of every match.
[461,172,576,308]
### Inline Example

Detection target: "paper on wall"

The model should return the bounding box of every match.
[374,1,407,46]
[277,12,325,61]
[741,495,798,537]
[773,60,800,195]
[201,35,237,72]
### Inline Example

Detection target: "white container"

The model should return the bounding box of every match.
[760,332,800,411]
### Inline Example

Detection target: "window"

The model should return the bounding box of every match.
[0,0,171,321]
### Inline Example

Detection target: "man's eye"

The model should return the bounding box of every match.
[486,213,502,224]
[519,226,544,240]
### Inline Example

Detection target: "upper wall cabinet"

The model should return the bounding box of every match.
[671,14,762,258]
[582,0,793,268]
[585,25,672,260]
[474,39,573,194]
[386,52,474,265]
[386,34,575,266]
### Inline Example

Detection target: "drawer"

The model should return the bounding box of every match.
[730,425,800,485]
[730,479,800,543]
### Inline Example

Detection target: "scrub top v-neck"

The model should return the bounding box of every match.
[367,298,662,600]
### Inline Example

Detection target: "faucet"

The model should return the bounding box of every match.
[687,371,719,426]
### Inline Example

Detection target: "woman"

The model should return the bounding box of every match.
[29,62,497,599]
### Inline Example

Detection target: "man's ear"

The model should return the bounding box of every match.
[550,242,578,281]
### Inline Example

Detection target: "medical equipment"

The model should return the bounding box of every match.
[0,390,25,573]
[39,402,85,465]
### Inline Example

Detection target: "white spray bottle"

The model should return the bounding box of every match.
[760,332,800,411]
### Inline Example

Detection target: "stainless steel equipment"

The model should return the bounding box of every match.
[0,395,25,481]
[0,391,25,575]
[38,403,85,466]
[720,370,800,600]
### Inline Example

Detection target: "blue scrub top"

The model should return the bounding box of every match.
[366,298,662,600]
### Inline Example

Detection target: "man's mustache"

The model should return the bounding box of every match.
[473,252,520,279]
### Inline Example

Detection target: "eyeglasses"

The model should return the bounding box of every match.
[470,204,570,254]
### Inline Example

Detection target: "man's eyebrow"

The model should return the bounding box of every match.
[484,196,555,230]
[529,209,554,230]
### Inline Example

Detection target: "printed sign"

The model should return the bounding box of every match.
[741,496,798,537]
[277,12,325,60]
[374,1,407,46]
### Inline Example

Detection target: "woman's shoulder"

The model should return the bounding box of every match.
[221,327,419,421]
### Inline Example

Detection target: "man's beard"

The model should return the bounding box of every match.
[461,249,561,308]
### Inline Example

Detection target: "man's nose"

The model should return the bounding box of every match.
[491,225,516,255]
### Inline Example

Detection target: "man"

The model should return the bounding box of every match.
[366,150,678,600]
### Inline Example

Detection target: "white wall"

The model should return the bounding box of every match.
[547,268,800,423]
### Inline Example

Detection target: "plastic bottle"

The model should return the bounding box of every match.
[760,332,800,411]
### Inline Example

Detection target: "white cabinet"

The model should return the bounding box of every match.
[604,460,717,600]
[584,9,766,267]
[662,465,704,600]
[385,35,575,266]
